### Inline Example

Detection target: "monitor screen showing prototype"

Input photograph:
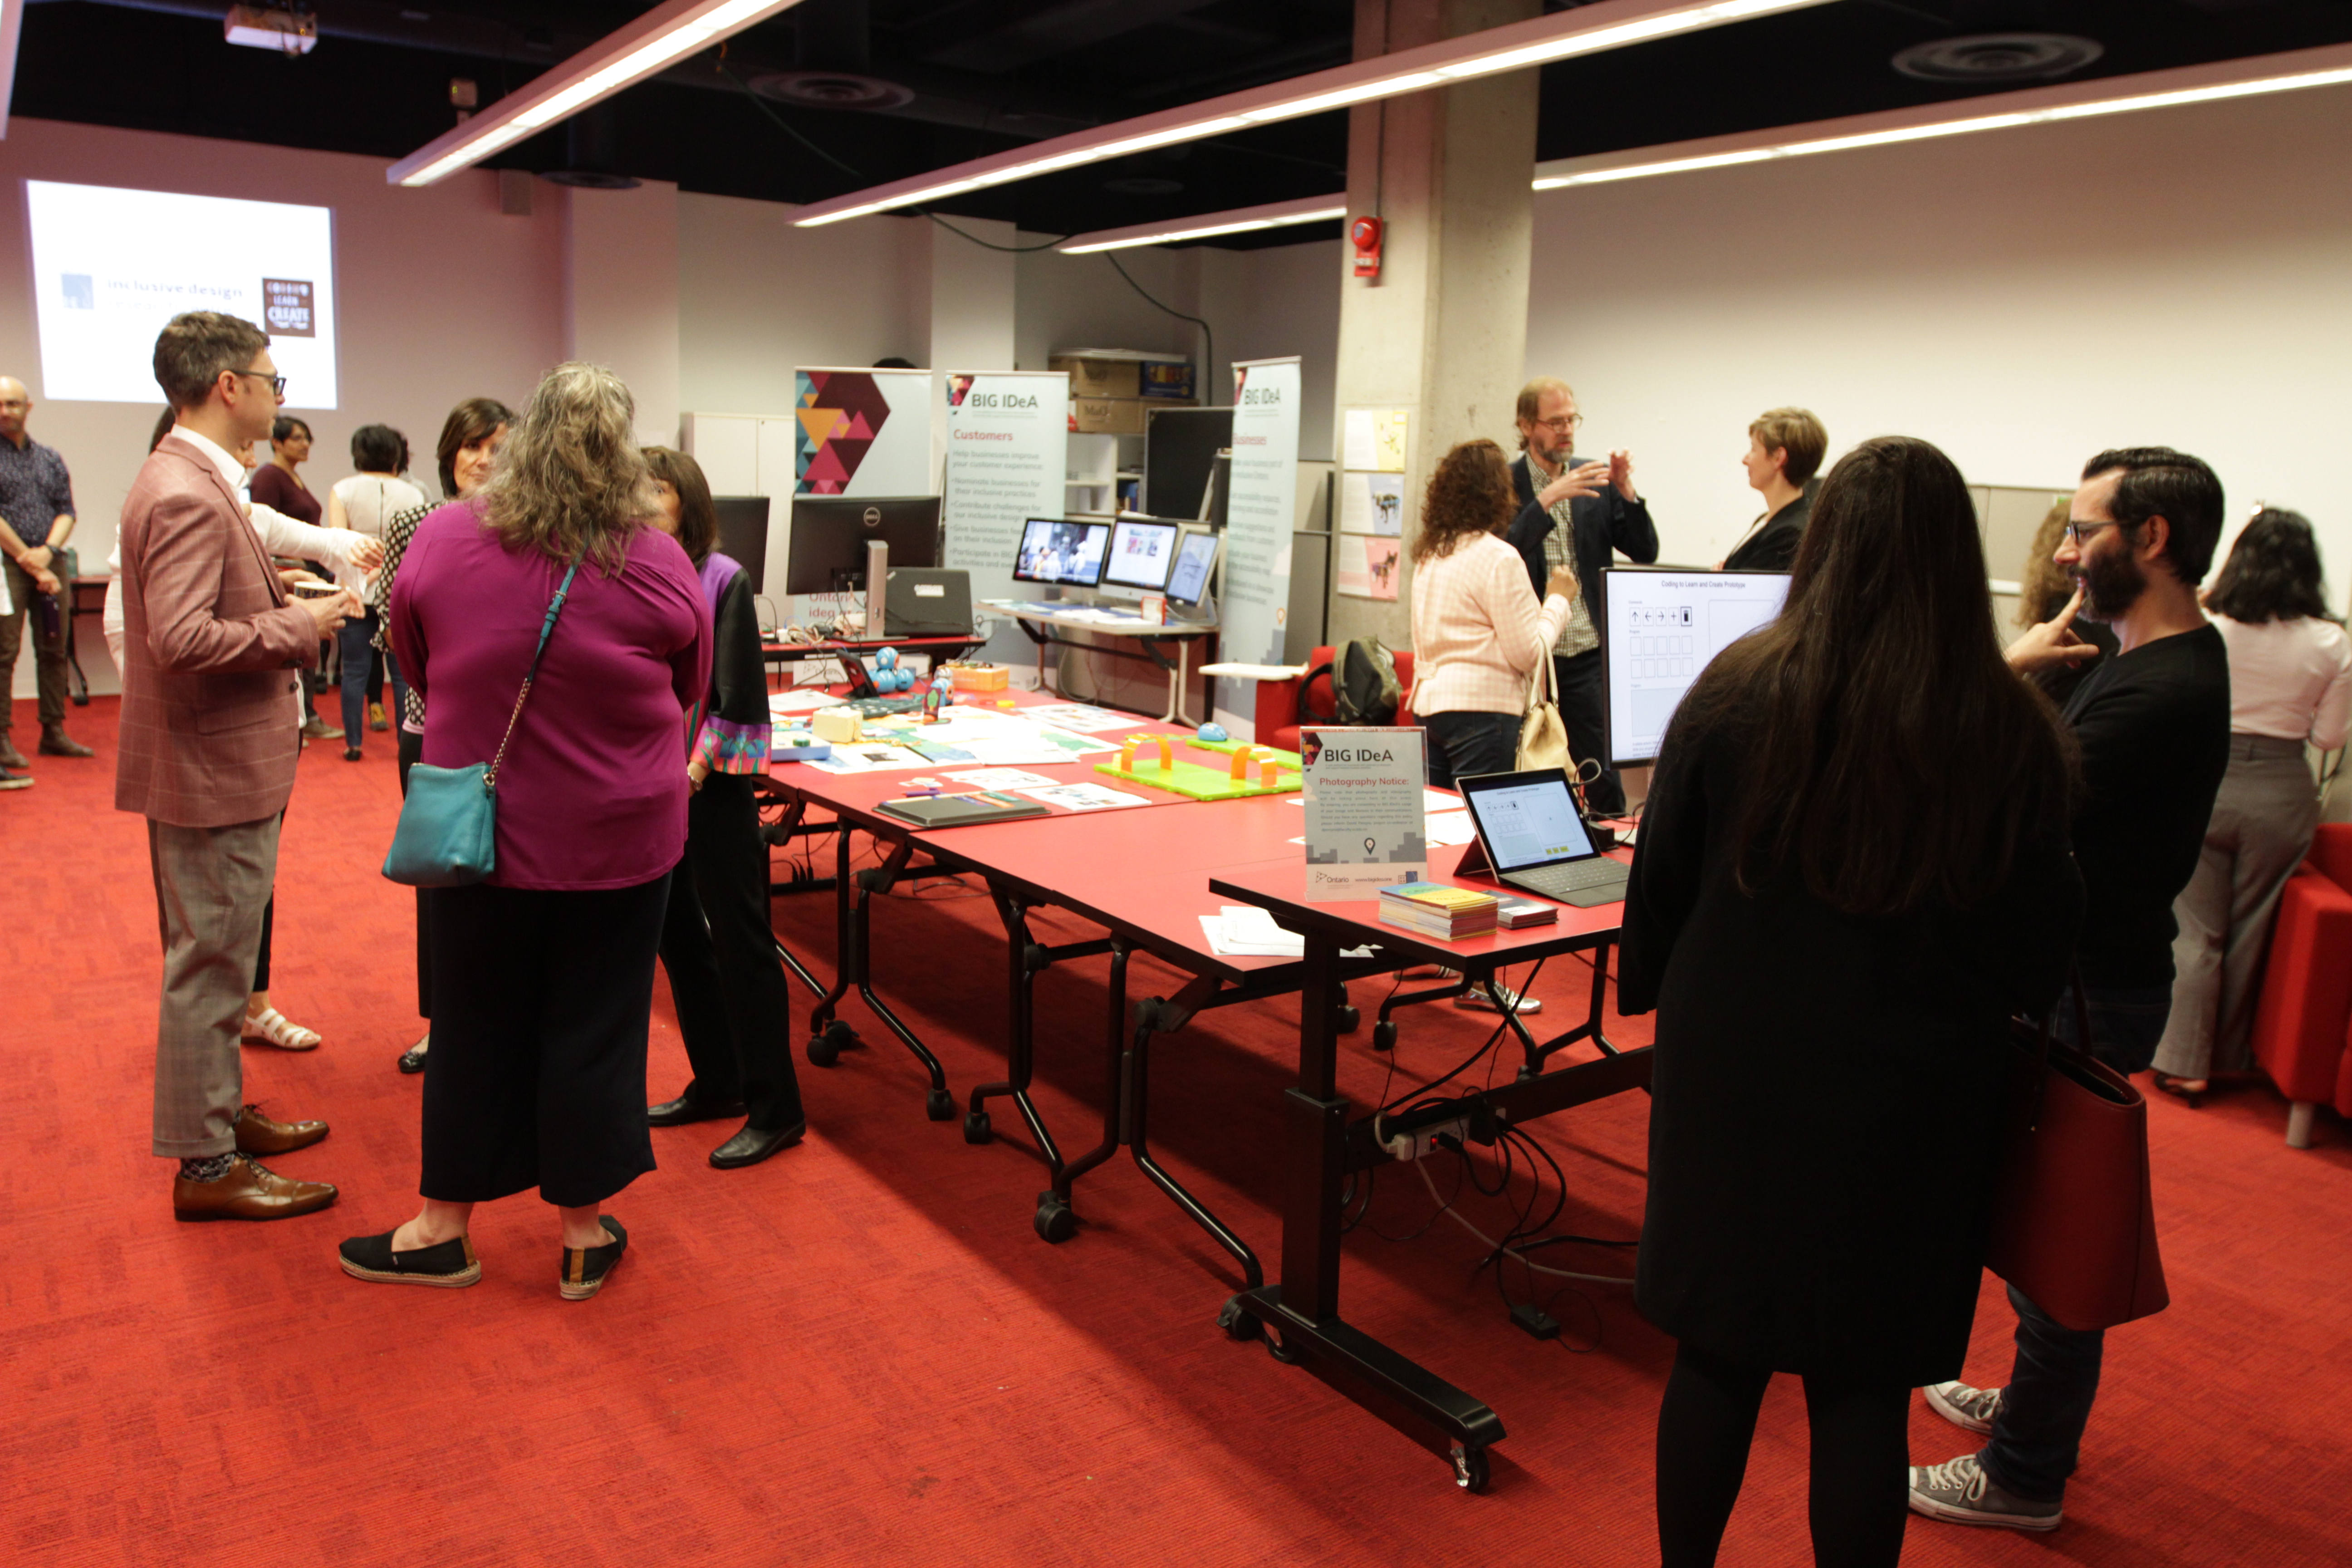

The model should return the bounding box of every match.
[1603,569,1792,767]
[784,495,940,596]
[1164,529,1220,610]
[1102,518,1180,591]
[1013,518,1110,587]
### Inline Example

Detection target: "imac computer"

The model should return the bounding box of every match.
[1602,568,1791,768]
[1099,517,1180,601]
[1163,528,1220,619]
[784,495,941,596]
[1013,518,1111,591]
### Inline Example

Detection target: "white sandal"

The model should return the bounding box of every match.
[243,1007,323,1051]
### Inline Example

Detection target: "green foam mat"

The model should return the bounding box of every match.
[1093,756,1301,801]
[1185,739,1304,768]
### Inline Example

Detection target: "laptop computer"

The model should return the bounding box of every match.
[1454,768,1631,907]
[885,567,974,637]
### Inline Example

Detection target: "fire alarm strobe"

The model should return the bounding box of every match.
[1351,215,1383,280]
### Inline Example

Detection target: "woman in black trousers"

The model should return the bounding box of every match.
[641,447,808,1169]
[1620,437,2083,1566]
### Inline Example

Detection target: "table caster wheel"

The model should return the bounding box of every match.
[963,1109,993,1144]
[925,1087,955,1121]
[1337,1003,1360,1034]
[1216,1296,1262,1342]
[1452,1443,1490,1494]
[1034,1194,1077,1243]
[1372,1019,1398,1052]
[806,1019,855,1067]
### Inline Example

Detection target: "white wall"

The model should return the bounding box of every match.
[0,117,573,698]
[1523,84,2352,583]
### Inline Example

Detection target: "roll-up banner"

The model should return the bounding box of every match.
[943,371,1069,657]
[794,367,935,495]
[1216,356,1303,737]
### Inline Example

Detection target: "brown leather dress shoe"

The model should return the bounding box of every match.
[234,1104,329,1156]
[173,1155,338,1221]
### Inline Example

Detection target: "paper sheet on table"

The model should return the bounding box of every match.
[769,688,844,714]
[1426,811,1477,847]
[799,744,933,774]
[1016,783,1148,811]
[1197,906,1375,959]
[1020,703,1137,734]
[943,768,1060,790]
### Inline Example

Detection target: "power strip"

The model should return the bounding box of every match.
[1382,1117,1468,1162]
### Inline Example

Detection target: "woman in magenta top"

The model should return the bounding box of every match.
[347,363,710,1301]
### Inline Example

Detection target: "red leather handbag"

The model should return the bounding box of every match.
[1985,985,2171,1333]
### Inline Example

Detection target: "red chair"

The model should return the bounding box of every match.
[1249,645,1419,755]
[2248,823,2352,1147]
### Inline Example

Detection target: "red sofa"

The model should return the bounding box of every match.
[1250,645,1419,755]
[2248,823,2352,1147]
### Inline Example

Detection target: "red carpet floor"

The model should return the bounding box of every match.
[6,694,2351,1566]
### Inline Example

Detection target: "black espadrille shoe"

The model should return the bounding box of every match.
[559,1216,627,1301]
[338,1228,480,1288]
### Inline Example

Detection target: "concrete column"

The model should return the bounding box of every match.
[1328,0,1539,649]
[563,179,681,448]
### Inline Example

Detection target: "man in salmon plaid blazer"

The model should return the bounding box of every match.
[116,312,359,1221]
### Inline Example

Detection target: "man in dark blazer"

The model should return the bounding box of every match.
[1503,377,1658,817]
[117,311,356,1221]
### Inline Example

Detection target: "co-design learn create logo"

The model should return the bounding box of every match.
[262,278,315,337]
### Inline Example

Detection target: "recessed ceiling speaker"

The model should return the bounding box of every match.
[750,71,917,112]
[1893,33,2104,83]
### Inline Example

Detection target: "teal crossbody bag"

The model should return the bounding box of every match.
[381,559,581,888]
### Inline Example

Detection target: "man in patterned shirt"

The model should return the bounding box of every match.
[1503,377,1657,818]
[0,376,93,762]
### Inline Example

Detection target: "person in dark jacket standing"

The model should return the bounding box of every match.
[1912,448,2230,1534]
[640,446,808,1169]
[1622,436,2082,1568]
[1501,377,1657,816]
[1721,407,1827,572]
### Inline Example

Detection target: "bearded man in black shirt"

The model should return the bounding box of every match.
[1910,448,2230,1535]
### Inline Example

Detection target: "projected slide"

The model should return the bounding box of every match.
[27,181,338,407]
[1603,570,1791,765]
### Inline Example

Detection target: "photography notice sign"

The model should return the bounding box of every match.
[1300,725,1427,900]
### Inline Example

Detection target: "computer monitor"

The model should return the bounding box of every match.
[710,496,769,590]
[784,495,941,596]
[1013,518,1110,588]
[1164,528,1220,612]
[1602,568,1793,767]
[1102,518,1180,593]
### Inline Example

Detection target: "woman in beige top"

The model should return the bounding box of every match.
[1408,439,1577,788]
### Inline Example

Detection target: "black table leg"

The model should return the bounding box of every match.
[1223,932,1509,1492]
[964,890,1092,1167]
[848,841,956,1121]
[804,828,859,1065]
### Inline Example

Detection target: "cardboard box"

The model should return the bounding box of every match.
[1139,359,1196,402]
[1069,396,1148,435]
[949,663,1009,692]
[1051,356,1140,399]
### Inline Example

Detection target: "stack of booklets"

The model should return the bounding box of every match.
[1378,882,1499,941]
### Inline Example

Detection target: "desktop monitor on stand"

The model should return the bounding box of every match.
[784,495,941,597]
[1163,527,1220,622]
[1013,518,1111,598]
[1098,517,1180,603]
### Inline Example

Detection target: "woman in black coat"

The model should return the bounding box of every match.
[1620,436,2083,1568]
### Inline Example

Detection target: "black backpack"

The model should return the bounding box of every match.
[1308,639,1392,729]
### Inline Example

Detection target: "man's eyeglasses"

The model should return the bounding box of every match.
[2063,519,2122,546]
[1535,413,1583,433]
[228,368,288,398]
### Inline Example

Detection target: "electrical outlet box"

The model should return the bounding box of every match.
[1383,1116,1468,1162]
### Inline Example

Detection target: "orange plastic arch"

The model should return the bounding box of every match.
[1120,734,1174,773]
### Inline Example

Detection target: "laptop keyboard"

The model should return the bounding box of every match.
[1505,858,1629,902]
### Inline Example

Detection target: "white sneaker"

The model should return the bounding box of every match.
[1908,1453,2062,1532]
[1455,981,1541,1015]
[1924,1380,2004,1435]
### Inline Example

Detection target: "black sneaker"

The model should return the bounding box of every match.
[559,1216,627,1300]
[338,1228,480,1288]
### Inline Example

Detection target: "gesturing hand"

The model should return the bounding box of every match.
[2005,586,2103,675]
[1537,459,1610,511]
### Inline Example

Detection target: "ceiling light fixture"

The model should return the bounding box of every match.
[387,0,806,188]
[789,0,1833,227]
[1057,198,1350,255]
[1533,41,2352,191]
